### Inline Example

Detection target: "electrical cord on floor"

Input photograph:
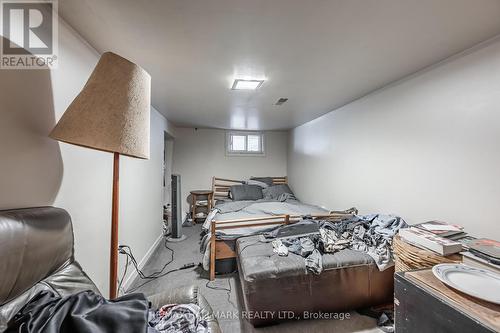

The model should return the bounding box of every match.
[118,237,174,281]
[205,279,237,310]
[127,262,196,293]
[117,255,130,296]
[145,238,175,276]
[117,232,200,294]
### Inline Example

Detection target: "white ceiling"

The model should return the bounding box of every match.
[59,0,500,130]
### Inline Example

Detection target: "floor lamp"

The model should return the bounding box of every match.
[50,52,151,299]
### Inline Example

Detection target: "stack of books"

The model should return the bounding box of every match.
[399,221,469,256]
[461,239,500,274]
[399,227,462,256]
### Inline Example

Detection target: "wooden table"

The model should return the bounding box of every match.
[395,269,500,332]
[190,190,213,223]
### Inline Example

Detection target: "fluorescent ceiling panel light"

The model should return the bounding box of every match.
[232,79,264,90]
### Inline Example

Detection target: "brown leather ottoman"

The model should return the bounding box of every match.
[236,235,394,326]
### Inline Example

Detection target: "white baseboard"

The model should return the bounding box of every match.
[121,233,164,292]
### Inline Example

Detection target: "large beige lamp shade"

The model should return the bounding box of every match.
[50,52,151,299]
[50,52,151,158]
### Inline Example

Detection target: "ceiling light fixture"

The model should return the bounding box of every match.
[231,79,265,90]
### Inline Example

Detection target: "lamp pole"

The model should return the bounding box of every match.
[110,152,120,299]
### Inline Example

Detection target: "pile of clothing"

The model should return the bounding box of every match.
[149,303,209,333]
[271,236,324,274]
[269,214,407,274]
[5,290,210,333]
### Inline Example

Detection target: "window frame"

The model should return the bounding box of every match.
[225,131,265,156]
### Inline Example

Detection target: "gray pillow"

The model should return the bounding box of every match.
[262,184,294,200]
[229,184,264,201]
[250,177,274,186]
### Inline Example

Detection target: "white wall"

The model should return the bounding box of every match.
[173,128,288,215]
[0,15,175,295]
[288,36,500,241]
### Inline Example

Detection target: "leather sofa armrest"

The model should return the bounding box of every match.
[147,285,198,308]
[148,285,221,333]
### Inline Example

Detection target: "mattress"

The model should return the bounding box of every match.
[236,235,395,326]
[200,199,329,271]
[202,199,328,238]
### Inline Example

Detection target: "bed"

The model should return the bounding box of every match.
[201,176,357,280]
[200,176,405,327]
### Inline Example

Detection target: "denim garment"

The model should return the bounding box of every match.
[272,236,323,274]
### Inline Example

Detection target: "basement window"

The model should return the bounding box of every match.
[226,131,265,156]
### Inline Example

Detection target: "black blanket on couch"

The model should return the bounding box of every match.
[6,290,149,333]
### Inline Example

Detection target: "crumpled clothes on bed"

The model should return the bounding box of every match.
[319,228,351,252]
[148,303,210,333]
[318,214,407,270]
[272,235,324,274]
[305,249,323,274]
[271,214,407,272]
[272,239,289,256]
[282,236,315,257]
[352,214,406,270]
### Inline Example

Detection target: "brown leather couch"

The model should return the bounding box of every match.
[0,207,221,332]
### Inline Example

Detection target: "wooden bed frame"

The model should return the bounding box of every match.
[208,176,357,280]
[211,176,287,206]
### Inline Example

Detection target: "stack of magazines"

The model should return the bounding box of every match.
[461,239,500,274]
[399,220,469,256]
[413,220,468,240]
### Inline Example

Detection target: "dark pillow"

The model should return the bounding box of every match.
[229,185,263,201]
[250,177,274,186]
[262,184,294,200]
